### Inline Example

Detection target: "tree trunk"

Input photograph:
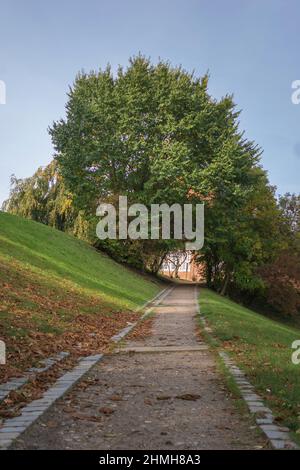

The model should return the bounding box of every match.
[206,262,212,287]
[220,272,230,296]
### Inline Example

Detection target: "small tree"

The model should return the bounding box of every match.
[2,161,88,238]
[165,251,188,278]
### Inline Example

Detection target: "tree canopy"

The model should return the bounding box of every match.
[49,56,277,285]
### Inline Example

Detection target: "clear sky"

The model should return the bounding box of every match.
[0,0,299,205]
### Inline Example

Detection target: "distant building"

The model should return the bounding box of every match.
[160,251,204,282]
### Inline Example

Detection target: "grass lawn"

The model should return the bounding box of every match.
[0,212,161,381]
[199,288,300,439]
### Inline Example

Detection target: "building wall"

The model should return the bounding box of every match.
[160,252,205,282]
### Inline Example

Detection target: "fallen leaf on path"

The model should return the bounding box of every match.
[99,406,115,415]
[45,420,57,428]
[109,394,123,402]
[71,412,102,422]
[175,393,201,401]
[62,406,74,413]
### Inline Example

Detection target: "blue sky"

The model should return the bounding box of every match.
[0,0,299,204]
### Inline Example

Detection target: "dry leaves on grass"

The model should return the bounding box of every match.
[0,308,138,383]
[0,259,139,384]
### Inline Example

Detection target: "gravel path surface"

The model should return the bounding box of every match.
[12,285,267,450]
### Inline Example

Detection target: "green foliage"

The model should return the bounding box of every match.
[278,192,300,236]
[2,161,88,236]
[201,179,284,293]
[258,193,300,316]
[50,57,260,208]
[49,55,269,275]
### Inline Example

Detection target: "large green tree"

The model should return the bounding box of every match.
[49,56,270,274]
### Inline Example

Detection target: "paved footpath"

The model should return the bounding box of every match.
[12,285,267,450]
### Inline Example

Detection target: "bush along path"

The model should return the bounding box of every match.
[6,284,271,450]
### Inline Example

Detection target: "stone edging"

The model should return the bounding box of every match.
[195,286,299,450]
[0,286,171,450]
[0,352,70,404]
[219,351,298,450]
[0,353,103,449]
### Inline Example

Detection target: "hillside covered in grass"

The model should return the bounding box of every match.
[0,212,161,381]
[199,289,300,439]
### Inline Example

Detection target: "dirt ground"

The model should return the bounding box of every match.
[11,285,268,450]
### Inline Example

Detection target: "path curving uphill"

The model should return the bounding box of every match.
[11,285,267,450]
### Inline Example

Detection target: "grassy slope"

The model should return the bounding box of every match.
[0,212,160,309]
[0,212,161,379]
[199,288,300,437]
